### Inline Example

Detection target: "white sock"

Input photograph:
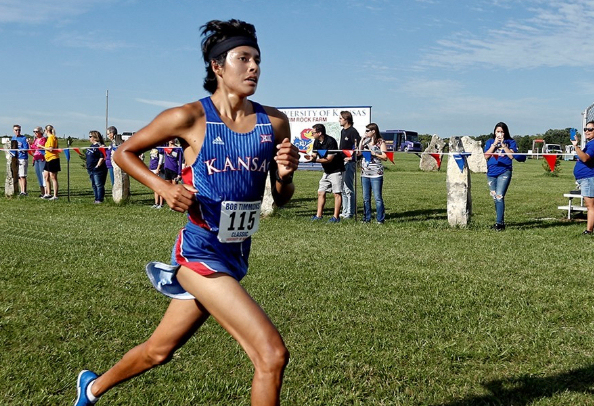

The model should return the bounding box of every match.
[86,380,98,404]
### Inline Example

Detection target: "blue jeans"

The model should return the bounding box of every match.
[341,161,356,217]
[33,159,45,187]
[88,168,108,202]
[108,167,114,186]
[487,170,512,224]
[361,176,385,222]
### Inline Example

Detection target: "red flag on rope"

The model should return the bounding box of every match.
[430,153,441,169]
[543,154,557,172]
[385,151,394,164]
[342,149,353,158]
[98,147,107,158]
[164,147,173,155]
[27,149,34,157]
[73,148,82,155]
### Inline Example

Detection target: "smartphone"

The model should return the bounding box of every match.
[570,128,576,141]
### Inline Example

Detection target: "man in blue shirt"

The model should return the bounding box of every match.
[11,124,29,196]
[572,121,594,235]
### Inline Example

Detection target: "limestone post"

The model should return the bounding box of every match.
[261,174,275,217]
[419,134,445,172]
[461,136,487,173]
[4,140,18,197]
[446,136,472,226]
[111,134,130,203]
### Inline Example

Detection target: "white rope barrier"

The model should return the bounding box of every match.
[0,146,105,152]
[306,149,576,157]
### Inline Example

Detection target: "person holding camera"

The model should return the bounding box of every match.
[484,121,519,231]
[571,120,594,235]
[358,123,387,224]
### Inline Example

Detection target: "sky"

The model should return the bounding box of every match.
[2,0,594,139]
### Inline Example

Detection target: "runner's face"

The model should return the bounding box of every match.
[217,46,260,96]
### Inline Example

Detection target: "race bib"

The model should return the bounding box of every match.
[218,201,261,243]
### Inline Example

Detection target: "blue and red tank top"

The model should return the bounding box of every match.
[182,97,275,231]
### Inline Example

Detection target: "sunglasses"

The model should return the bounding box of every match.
[584,128,594,132]
[365,129,372,133]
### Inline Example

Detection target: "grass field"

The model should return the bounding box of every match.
[2,149,594,405]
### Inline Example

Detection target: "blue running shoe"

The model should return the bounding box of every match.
[310,215,323,221]
[75,370,98,405]
[328,216,340,223]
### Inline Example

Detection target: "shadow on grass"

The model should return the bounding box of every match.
[60,186,155,205]
[386,208,447,221]
[289,205,448,222]
[63,189,94,198]
[433,364,594,406]
[511,219,581,230]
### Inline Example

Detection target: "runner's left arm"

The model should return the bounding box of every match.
[266,107,299,207]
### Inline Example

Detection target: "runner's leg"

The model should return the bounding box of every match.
[176,267,289,406]
[90,298,209,397]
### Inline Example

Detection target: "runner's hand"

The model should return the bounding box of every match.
[163,183,196,212]
[274,138,299,179]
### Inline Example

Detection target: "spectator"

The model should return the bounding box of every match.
[41,125,60,200]
[30,126,46,197]
[148,145,165,208]
[163,139,183,185]
[483,122,520,231]
[338,111,361,219]
[358,123,387,224]
[305,123,344,222]
[105,126,118,186]
[86,131,108,204]
[11,124,29,196]
[571,120,594,235]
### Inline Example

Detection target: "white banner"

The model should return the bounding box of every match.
[279,106,372,156]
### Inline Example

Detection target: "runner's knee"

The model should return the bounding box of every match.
[143,341,175,366]
[254,341,289,374]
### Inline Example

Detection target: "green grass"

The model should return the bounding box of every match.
[2,152,594,405]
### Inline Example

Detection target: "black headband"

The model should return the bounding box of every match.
[207,36,260,61]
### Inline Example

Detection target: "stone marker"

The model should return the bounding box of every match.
[419,134,445,171]
[261,175,275,217]
[112,160,130,203]
[111,134,130,203]
[461,136,487,173]
[4,140,18,197]
[446,136,472,226]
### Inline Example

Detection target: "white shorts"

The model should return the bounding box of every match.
[18,159,28,178]
[318,172,343,194]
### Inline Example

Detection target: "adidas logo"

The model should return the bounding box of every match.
[213,136,225,145]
